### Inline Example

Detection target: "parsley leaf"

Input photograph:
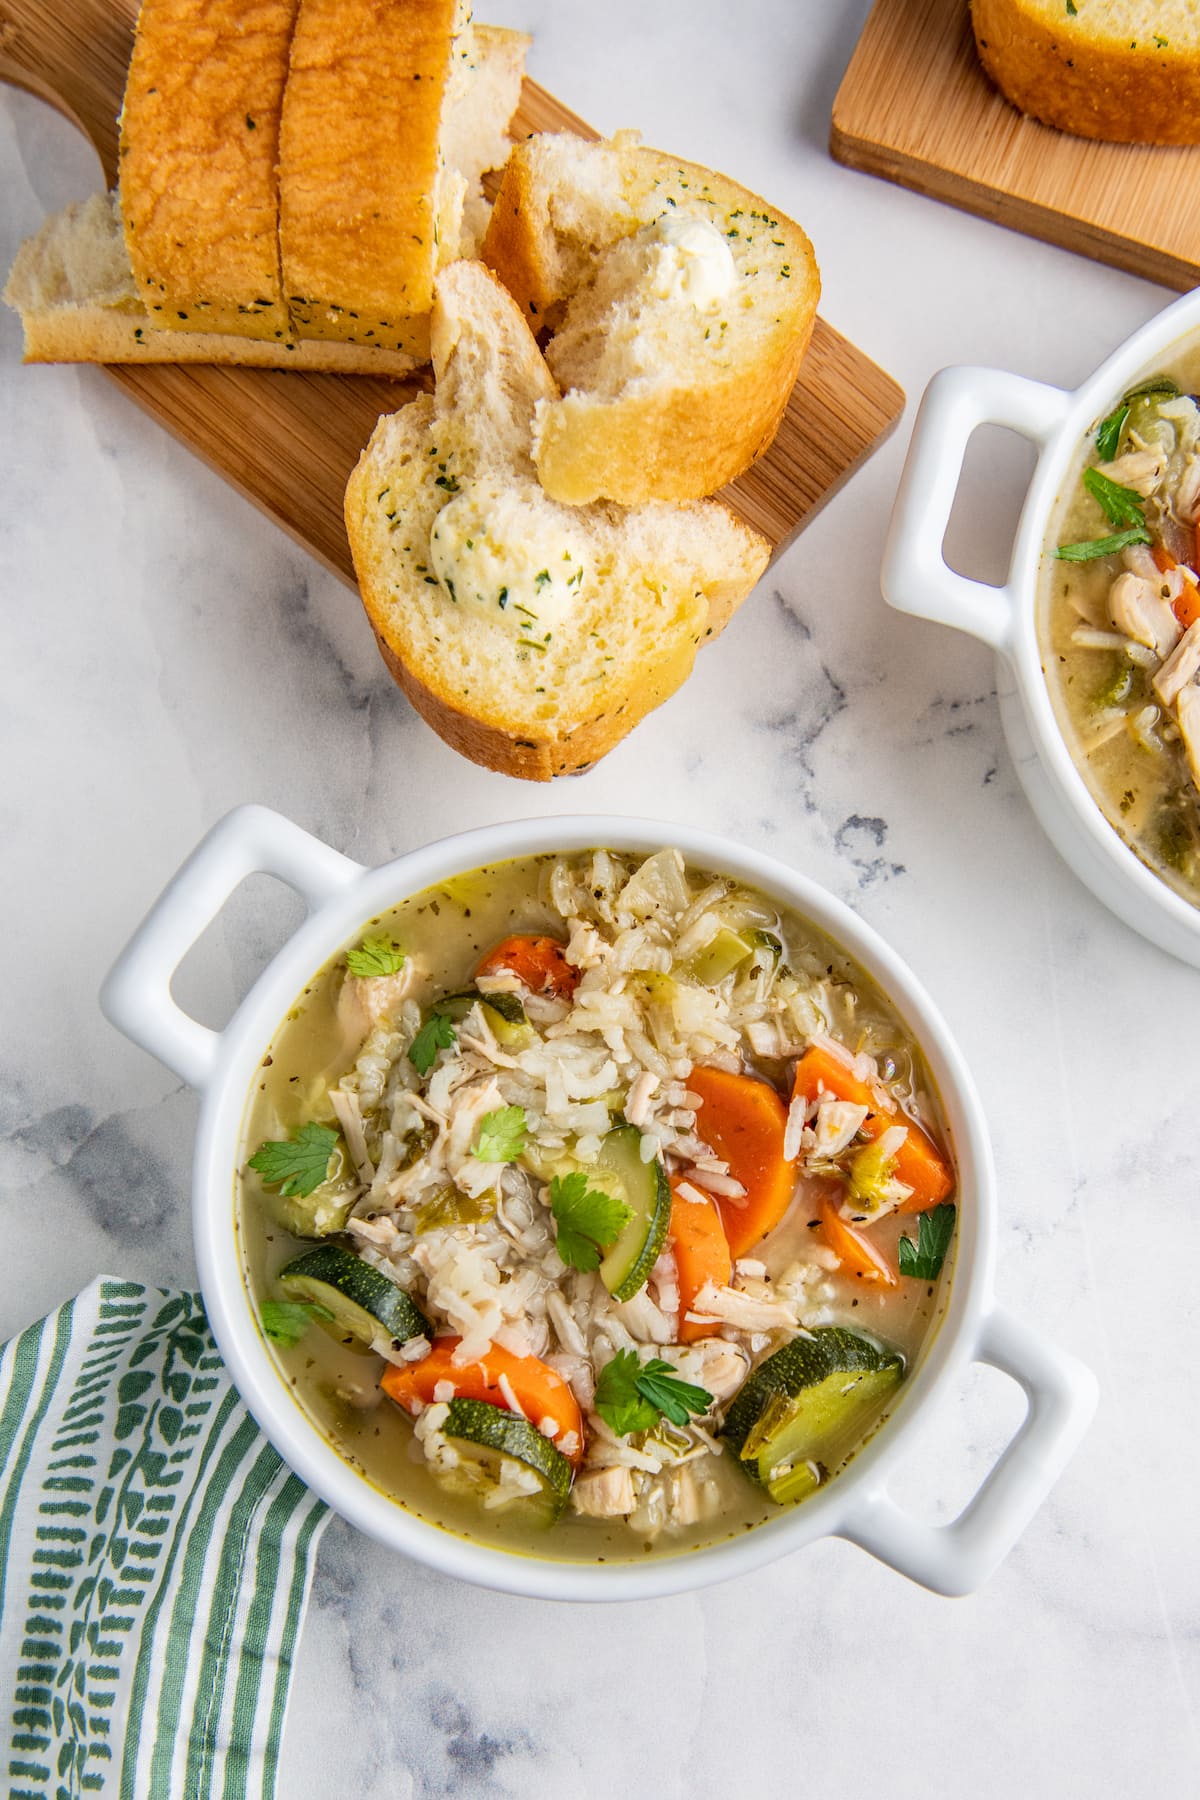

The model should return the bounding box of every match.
[594,1349,713,1437]
[260,1299,333,1348]
[1094,400,1129,461]
[1082,466,1146,530]
[247,1122,339,1197]
[472,1104,527,1163]
[549,1171,631,1271]
[1055,525,1152,562]
[408,1010,456,1075]
[897,1203,956,1281]
[345,936,406,978]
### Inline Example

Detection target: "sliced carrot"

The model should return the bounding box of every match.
[1152,543,1200,631]
[380,1338,584,1464]
[816,1190,898,1288]
[791,1045,954,1214]
[686,1066,797,1261]
[669,1179,733,1343]
[475,933,580,999]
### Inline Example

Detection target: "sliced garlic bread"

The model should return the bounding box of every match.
[120,0,299,341]
[345,261,770,779]
[972,0,1200,143]
[279,0,529,356]
[481,132,819,505]
[6,3,527,371]
[2,193,421,373]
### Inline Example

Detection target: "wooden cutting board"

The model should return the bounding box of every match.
[832,0,1200,292]
[0,0,903,585]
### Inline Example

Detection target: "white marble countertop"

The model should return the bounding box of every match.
[2,1,1196,1793]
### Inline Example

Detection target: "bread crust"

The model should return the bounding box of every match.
[14,304,421,374]
[482,138,820,504]
[478,150,563,326]
[533,312,815,506]
[279,0,455,345]
[365,618,701,779]
[120,0,298,339]
[972,0,1200,144]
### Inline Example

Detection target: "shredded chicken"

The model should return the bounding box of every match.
[688,1281,797,1333]
[1099,447,1166,496]
[571,1465,636,1518]
[337,964,415,1051]
[1154,620,1200,708]
[1175,682,1200,792]
[812,1098,870,1160]
[1108,571,1181,659]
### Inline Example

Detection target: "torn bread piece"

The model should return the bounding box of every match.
[481,132,819,505]
[344,261,769,779]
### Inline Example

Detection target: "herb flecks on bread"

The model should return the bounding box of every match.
[344,262,770,780]
[120,0,299,342]
[4,0,528,372]
[972,0,1200,145]
[482,132,820,505]
[279,0,528,353]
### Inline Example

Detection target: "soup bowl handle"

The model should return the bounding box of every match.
[882,365,1072,656]
[836,1303,1097,1596]
[100,804,365,1091]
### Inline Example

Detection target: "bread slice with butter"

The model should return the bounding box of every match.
[4,0,528,371]
[481,132,820,505]
[344,260,770,779]
[971,0,1200,144]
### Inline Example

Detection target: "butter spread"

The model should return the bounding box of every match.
[428,481,586,626]
[644,213,736,308]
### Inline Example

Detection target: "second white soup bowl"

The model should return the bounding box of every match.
[883,287,1200,967]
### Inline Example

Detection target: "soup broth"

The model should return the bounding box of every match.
[237,849,956,1561]
[1042,360,1200,903]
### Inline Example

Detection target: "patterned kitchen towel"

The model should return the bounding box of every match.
[0,1279,329,1800]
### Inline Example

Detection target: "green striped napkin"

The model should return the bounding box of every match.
[0,1279,329,1800]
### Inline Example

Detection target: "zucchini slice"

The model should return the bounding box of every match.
[437,988,534,1047]
[688,927,753,985]
[267,1183,357,1241]
[722,1328,903,1504]
[441,1397,572,1522]
[278,1245,431,1350]
[595,1124,671,1303]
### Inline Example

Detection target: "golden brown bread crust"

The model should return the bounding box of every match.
[120,0,298,340]
[15,304,421,374]
[478,150,564,328]
[971,0,1200,144]
[534,316,816,506]
[364,624,702,780]
[279,0,455,348]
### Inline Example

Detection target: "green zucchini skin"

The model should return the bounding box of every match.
[279,1245,432,1348]
[722,1328,904,1503]
[596,1125,672,1303]
[437,988,533,1045]
[442,1397,572,1518]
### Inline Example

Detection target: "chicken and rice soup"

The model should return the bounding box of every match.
[1043,366,1200,903]
[239,849,957,1559]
